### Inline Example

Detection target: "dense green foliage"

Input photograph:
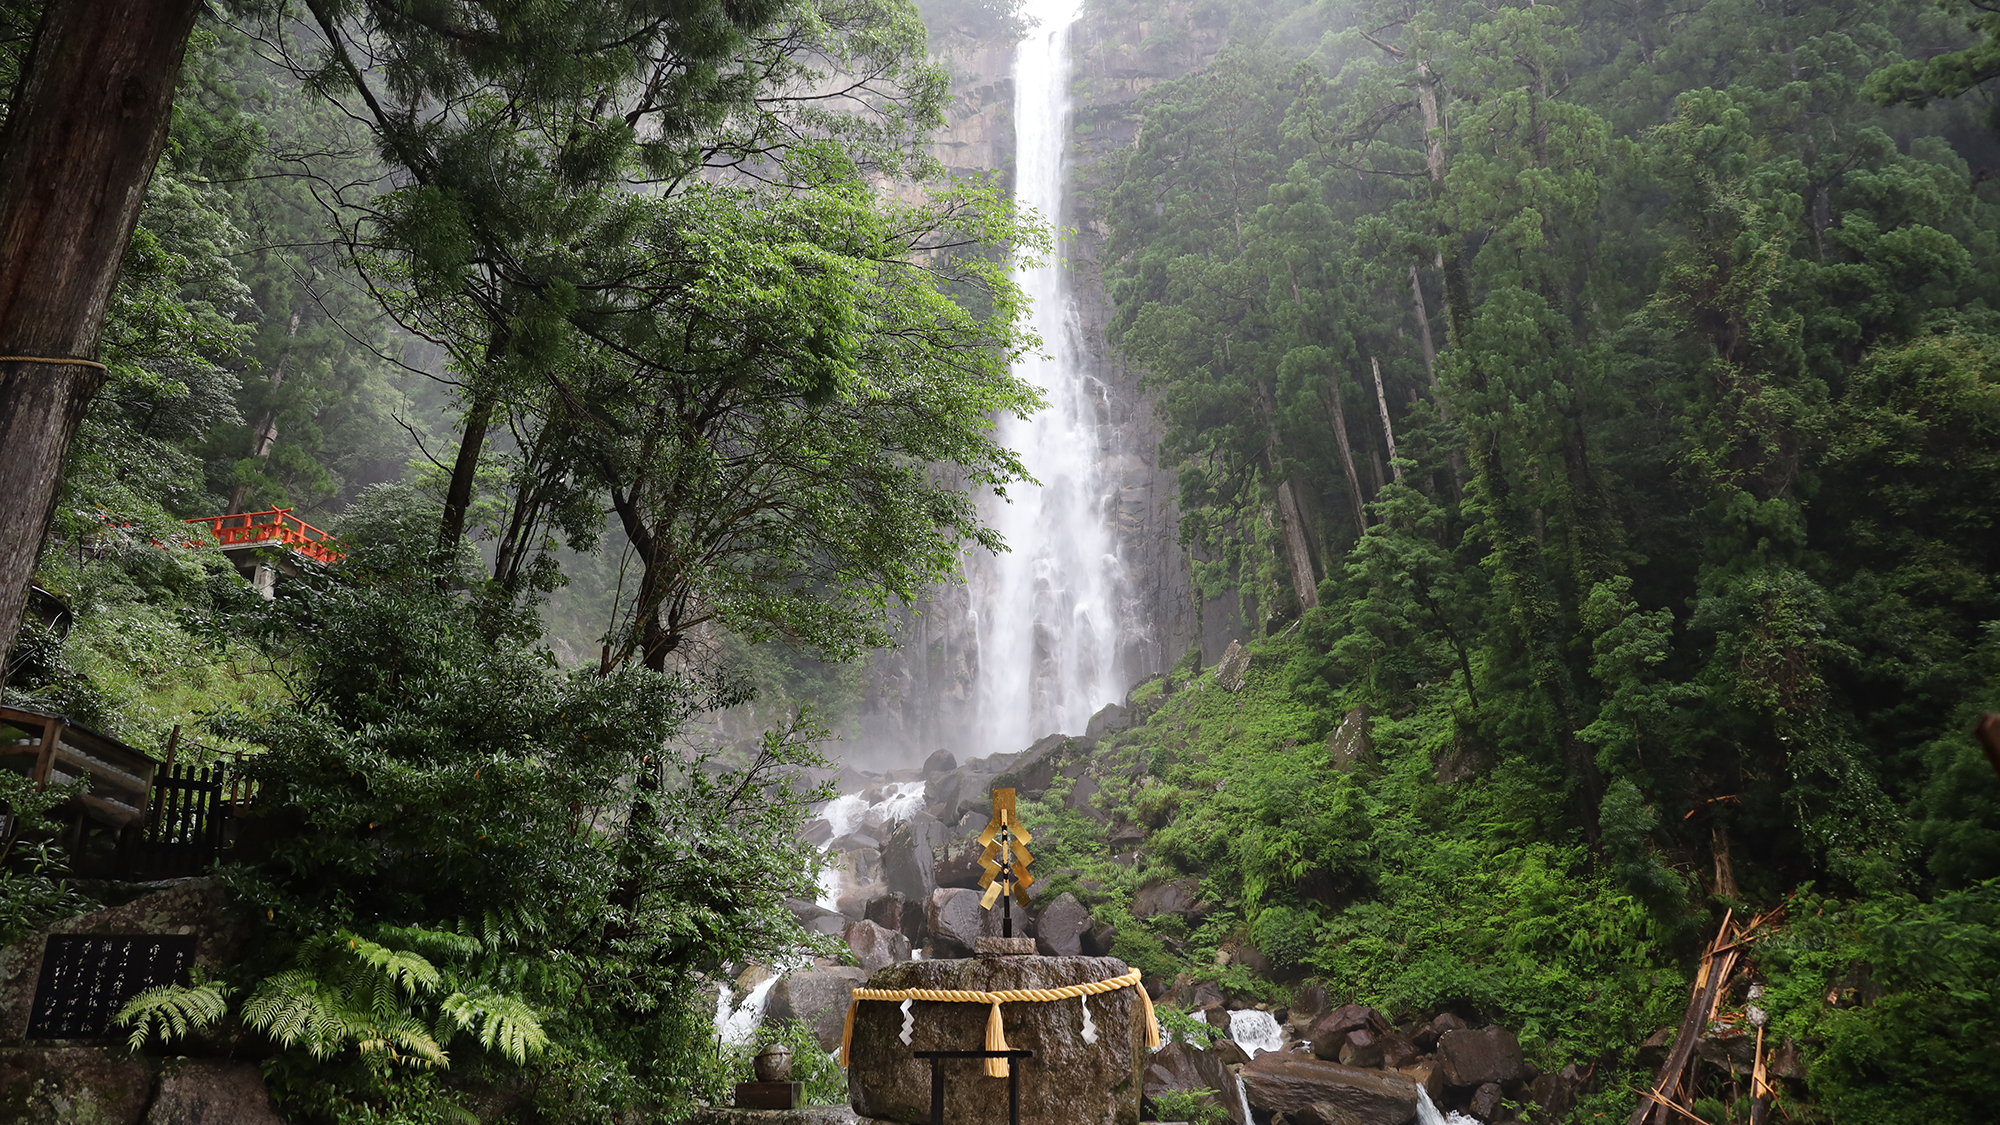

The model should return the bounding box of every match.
[4,0,1034,1119]
[1085,0,2000,1118]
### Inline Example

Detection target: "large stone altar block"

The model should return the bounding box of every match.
[845,956,1143,1125]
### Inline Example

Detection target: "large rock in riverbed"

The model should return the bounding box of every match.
[1437,1026,1524,1087]
[769,967,870,1053]
[1239,1052,1418,1125]
[845,956,1144,1125]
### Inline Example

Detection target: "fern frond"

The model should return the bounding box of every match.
[340,931,441,997]
[356,1013,448,1069]
[113,978,232,1052]
[439,986,549,1065]
[377,923,480,960]
[244,969,353,1060]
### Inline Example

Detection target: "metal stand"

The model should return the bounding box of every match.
[914,1049,1034,1125]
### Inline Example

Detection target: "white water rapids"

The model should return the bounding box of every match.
[969,0,1127,759]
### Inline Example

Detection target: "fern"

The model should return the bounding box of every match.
[339,931,442,998]
[438,985,549,1065]
[113,973,232,1052]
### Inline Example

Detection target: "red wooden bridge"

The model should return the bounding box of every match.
[185,508,342,564]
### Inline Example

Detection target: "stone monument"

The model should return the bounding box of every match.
[837,790,1156,1124]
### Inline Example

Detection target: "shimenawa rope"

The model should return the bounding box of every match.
[838,967,1160,1078]
[0,355,107,370]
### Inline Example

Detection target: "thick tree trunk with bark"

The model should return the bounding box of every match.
[0,0,204,668]
[228,308,303,514]
[1318,370,1369,535]
[437,392,496,560]
[1254,382,1320,611]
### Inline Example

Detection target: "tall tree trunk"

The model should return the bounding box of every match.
[437,392,497,562]
[1254,381,1319,611]
[1408,263,1439,392]
[227,308,303,514]
[0,0,204,669]
[1318,370,1369,535]
[1370,356,1402,483]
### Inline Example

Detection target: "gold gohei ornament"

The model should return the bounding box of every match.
[976,787,1033,934]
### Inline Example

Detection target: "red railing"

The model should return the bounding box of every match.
[185,508,343,564]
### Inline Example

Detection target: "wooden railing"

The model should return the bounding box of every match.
[184,508,343,564]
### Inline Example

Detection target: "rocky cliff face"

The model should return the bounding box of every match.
[844,6,1241,768]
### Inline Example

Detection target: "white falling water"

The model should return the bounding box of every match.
[971,0,1125,758]
[1227,1008,1285,1057]
[714,975,781,1047]
[813,781,926,910]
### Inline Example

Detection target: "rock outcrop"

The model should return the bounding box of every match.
[844,956,1144,1125]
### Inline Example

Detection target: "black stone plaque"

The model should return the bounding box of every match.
[26,933,196,1039]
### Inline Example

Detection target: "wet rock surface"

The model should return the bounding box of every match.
[1238,1052,1418,1125]
[1034,892,1093,957]
[844,956,1143,1125]
[1437,1026,1524,1088]
[768,967,870,1053]
[144,1060,286,1125]
[0,1047,154,1125]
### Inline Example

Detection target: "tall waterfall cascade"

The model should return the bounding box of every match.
[967,0,1127,759]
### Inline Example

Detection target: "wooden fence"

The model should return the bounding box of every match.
[119,746,257,879]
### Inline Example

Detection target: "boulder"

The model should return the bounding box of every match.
[865,892,926,949]
[845,956,1144,1125]
[1084,921,1119,958]
[1131,876,1203,922]
[994,733,1069,798]
[1471,1081,1504,1121]
[1065,775,1106,822]
[880,821,937,905]
[932,837,986,890]
[766,967,869,1053]
[1379,1028,1420,1069]
[787,896,850,936]
[0,1047,154,1125]
[837,883,887,922]
[1326,706,1373,772]
[1085,703,1133,741]
[1437,1027,1524,1088]
[1144,1041,1248,1124]
[845,920,910,973]
[1035,892,1094,958]
[925,887,986,958]
[925,770,968,825]
[1530,1064,1583,1120]
[1309,1005,1383,1061]
[922,749,957,777]
[144,1059,285,1125]
[1417,1011,1467,1050]
[804,818,834,846]
[1337,1028,1383,1068]
[0,878,248,1050]
[1214,641,1252,692]
[1107,823,1145,850]
[1239,1052,1418,1125]
[1697,1028,1756,1074]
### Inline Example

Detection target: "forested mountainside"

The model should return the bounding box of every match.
[0,0,1995,1124]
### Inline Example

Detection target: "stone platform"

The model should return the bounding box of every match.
[844,955,1143,1125]
[687,1109,868,1125]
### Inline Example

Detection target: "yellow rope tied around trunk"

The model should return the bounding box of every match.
[838,967,1158,1078]
[0,355,107,370]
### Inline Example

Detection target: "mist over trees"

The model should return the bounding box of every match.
[0,0,1996,1121]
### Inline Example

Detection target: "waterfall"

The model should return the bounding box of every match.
[1227,1008,1285,1057]
[715,975,781,1047]
[971,0,1125,758]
